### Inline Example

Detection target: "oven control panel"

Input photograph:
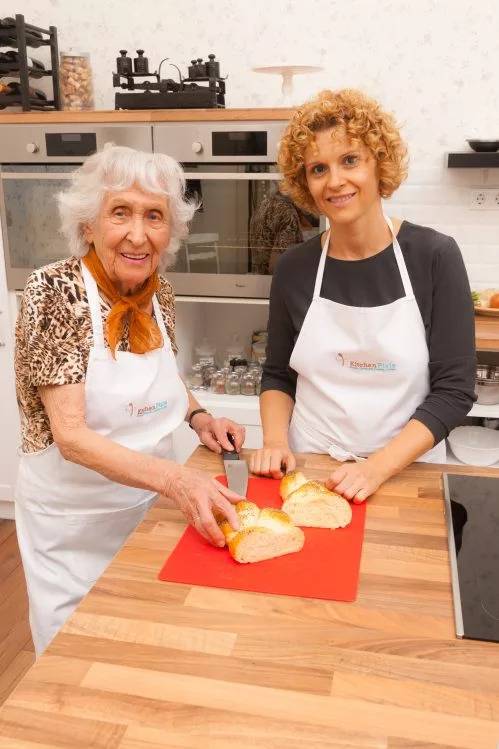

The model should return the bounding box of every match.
[153,121,286,163]
[0,124,153,163]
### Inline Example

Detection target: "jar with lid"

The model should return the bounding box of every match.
[241,371,256,396]
[186,363,205,390]
[252,340,267,365]
[59,52,94,110]
[225,371,241,395]
[194,337,216,367]
[253,368,263,396]
[201,363,217,388]
[223,334,245,368]
[210,370,227,395]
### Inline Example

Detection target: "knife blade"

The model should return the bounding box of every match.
[222,434,248,496]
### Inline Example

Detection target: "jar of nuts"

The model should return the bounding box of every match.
[59,52,94,111]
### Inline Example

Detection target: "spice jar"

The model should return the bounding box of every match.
[241,371,256,396]
[223,334,245,368]
[59,52,94,111]
[225,371,241,395]
[210,370,226,395]
[201,364,217,388]
[252,340,267,365]
[186,363,204,390]
[253,368,263,396]
[194,337,216,367]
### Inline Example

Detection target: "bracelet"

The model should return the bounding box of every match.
[188,408,210,430]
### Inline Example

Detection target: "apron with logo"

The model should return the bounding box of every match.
[15,262,189,655]
[288,216,446,464]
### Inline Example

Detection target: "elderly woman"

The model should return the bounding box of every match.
[15,145,244,655]
[250,89,476,501]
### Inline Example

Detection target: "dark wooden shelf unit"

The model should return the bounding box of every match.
[0,14,60,111]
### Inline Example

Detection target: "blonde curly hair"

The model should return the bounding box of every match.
[278,89,408,214]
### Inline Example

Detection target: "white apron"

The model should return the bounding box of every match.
[288,216,446,464]
[15,262,189,655]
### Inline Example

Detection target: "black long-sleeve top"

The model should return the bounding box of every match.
[261,220,477,444]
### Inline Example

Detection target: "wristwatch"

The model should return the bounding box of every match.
[188,408,211,429]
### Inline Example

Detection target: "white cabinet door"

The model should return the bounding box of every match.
[0,233,20,518]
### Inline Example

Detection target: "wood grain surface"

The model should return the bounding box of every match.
[475,316,499,352]
[0,449,498,748]
[0,108,295,124]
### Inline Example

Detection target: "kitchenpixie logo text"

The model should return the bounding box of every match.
[127,400,168,417]
[336,353,397,372]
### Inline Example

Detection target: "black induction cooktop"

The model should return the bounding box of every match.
[443,474,499,643]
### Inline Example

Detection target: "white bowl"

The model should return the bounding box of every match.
[448,426,499,466]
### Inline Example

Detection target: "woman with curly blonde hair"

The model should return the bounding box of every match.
[250,89,476,502]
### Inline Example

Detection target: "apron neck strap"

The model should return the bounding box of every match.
[314,231,330,299]
[385,215,414,298]
[81,261,105,346]
[314,216,415,300]
[151,293,169,342]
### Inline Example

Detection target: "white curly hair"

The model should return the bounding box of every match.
[57,143,197,270]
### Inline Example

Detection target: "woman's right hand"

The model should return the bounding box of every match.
[249,443,296,479]
[165,466,243,547]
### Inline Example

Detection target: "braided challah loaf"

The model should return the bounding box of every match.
[280,471,352,529]
[218,500,304,563]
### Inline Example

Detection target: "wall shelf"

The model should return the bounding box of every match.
[447,152,499,168]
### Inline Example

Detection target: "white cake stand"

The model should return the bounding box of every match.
[252,65,323,105]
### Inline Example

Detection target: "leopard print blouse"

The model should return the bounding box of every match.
[15,256,178,453]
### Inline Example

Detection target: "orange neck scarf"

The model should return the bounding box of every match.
[83,247,163,357]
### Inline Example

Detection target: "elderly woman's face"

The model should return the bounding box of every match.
[84,186,170,295]
[303,128,380,225]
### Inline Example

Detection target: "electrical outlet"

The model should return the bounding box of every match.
[469,188,499,210]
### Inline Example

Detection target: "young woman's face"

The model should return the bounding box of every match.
[304,128,381,225]
[84,186,170,295]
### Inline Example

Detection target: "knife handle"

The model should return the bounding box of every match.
[221,431,239,460]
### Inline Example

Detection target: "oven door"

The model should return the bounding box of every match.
[0,165,77,290]
[168,164,325,298]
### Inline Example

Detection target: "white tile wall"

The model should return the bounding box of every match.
[11,0,499,285]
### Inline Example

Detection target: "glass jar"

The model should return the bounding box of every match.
[186,363,204,390]
[59,52,94,111]
[194,337,216,367]
[253,368,263,396]
[241,371,256,396]
[201,363,217,388]
[210,370,227,395]
[225,371,241,395]
[223,334,245,368]
[252,340,267,365]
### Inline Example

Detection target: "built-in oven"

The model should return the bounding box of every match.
[1,121,324,296]
[0,124,153,289]
[153,122,325,298]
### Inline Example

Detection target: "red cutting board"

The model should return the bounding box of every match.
[158,475,366,601]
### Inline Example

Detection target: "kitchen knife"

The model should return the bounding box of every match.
[222,434,248,496]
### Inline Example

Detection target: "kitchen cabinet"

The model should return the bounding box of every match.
[0,231,20,518]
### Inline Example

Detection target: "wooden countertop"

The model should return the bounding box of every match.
[1,449,498,748]
[475,315,499,352]
[0,108,295,124]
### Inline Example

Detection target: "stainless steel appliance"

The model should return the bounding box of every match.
[0,123,152,289]
[153,121,323,298]
[1,120,323,295]
[443,473,499,643]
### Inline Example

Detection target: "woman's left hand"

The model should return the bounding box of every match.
[325,458,388,504]
[191,413,245,454]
